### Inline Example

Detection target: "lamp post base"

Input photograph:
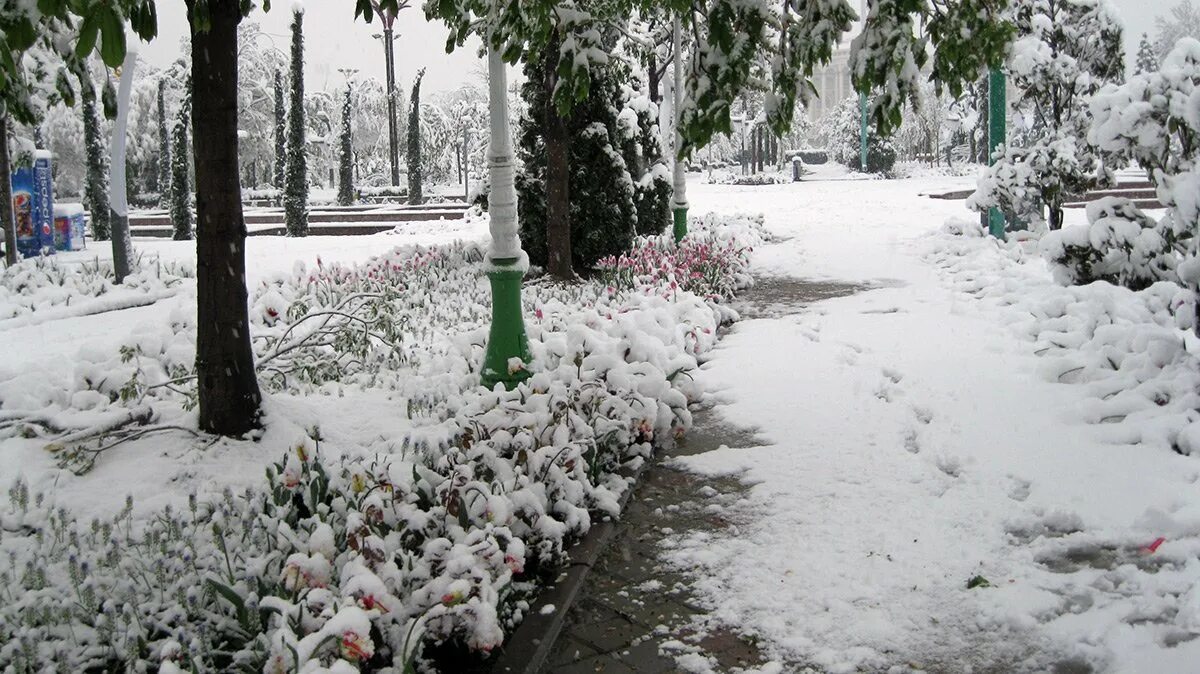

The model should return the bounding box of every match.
[987,207,1006,241]
[481,259,532,390]
[672,206,688,243]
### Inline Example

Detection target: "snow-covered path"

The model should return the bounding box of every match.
[671,177,1200,673]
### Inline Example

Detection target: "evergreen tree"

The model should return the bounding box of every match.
[820,96,897,173]
[156,79,171,207]
[284,6,308,237]
[337,82,354,206]
[518,54,638,272]
[170,77,193,240]
[273,68,286,189]
[617,76,671,237]
[407,68,425,205]
[1135,33,1158,74]
[79,70,111,241]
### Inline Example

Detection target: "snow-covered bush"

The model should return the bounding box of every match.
[0,211,763,671]
[708,171,791,186]
[819,96,897,174]
[1040,197,1190,290]
[618,88,672,238]
[0,254,194,321]
[1089,38,1200,331]
[971,0,1124,230]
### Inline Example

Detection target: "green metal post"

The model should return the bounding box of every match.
[987,67,1007,240]
[481,264,531,389]
[859,92,869,171]
[480,38,532,390]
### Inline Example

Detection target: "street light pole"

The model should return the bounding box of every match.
[480,38,532,390]
[671,16,688,243]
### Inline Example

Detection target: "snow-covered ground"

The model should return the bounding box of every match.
[4,173,1198,672]
[666,177,1200,672]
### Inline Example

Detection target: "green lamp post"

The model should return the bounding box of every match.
[480,35,532,390]
[671,16,688,243]
[987,67,1007,240]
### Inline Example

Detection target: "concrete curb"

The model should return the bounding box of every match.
[484,457,651,674]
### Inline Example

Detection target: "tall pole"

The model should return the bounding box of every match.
[671,16,688,243]
[858,91,869,171]
[463,127,469,201]
[109,41,137,283]
[987,67,1007,240]
[480,40,532,390]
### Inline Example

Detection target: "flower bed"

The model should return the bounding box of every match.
[0,213,765,672]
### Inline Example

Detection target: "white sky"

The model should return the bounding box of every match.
[138,0,1172,97]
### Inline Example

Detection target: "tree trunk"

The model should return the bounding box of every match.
[648,53,659,105]
[1049,203,1064,231]
[0,114,15,265]
[190,0,262,436]
[544,43,572,281]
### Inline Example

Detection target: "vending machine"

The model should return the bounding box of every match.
[11,151,55,258]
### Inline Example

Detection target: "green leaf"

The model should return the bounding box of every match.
[966,575,991,589]
[75,13,100,60]
[97,7,126,68]
[207,577,248,623]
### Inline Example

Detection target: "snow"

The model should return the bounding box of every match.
[657,175,1200,672]
[5,170,1200,671]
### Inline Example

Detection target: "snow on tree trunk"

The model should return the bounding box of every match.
[0,114,15,265]
[170,79,193,241]
[108,46,137,284]
[337,83,354,206]
[156,80,171,208]
[274,69,286,190]
[284,10,309,237]
[407,69,425,206]
[191,0,263,436]
[80,71,111,242]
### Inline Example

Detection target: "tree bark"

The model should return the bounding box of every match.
[543,41,573,281]
[648,53,659,105]
[189,0,262,436]
[0,114,15,265]
[1049,203,1064,231]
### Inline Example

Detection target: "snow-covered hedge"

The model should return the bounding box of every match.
[0,254,195,323]
[0,213,765,671]
[1040,197,1190,291]
[932,217,1200,457]
[707,171,791,186]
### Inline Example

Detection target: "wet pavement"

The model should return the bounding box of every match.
[543,276,866,673]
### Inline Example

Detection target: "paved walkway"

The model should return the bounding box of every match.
[545,278,864,673]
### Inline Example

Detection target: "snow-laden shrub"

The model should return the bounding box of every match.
[0,212,763,671]
[1089,38,1200,332]
[971,0,1124,230]
[968,136,1089,227]
[0,254,195,321]
[1040,197,1190,290]
[708,171,791,186]
[819,96,897,174]
[595,221,757,302]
